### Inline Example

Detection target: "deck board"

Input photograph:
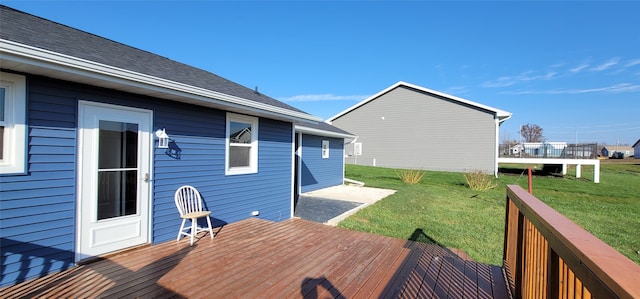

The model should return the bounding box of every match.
[1,218,511,298]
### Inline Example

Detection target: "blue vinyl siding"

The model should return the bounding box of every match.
[151,112,294,243]
[0,79,78,287]
[0,76,295,287]
[300,135,344,193]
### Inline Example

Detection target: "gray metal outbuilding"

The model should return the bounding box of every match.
[328,81,511,175]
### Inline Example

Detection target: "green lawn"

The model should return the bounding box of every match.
[338,161,640,266]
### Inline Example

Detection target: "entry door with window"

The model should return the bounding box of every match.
[77,102,152,261]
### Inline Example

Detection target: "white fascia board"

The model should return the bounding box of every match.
[327,81,512,122]
[327,82,400,122]
[398,81,513,120]
[0,40,322,123]
[294,125,356,139]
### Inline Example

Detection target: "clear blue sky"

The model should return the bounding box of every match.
[5,1,640,145]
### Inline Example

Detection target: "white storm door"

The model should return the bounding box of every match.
[77,102,152,261]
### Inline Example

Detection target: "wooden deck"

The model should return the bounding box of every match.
[1,218,510,298]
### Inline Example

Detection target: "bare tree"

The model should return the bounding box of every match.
[519,123,544,142]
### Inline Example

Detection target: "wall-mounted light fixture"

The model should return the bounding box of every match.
[155,128,170,149]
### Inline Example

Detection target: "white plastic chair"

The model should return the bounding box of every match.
[174,185,214,246]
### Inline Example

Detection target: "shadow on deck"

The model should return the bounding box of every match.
[1,218,510,298]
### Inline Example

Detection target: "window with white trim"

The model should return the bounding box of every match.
[0,72,27,174]
[225,113,258,175]
[322,140,329,159]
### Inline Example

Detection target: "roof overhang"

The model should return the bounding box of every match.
[294,124,357,139]
[328,81,512,124]
[0,39,322,123]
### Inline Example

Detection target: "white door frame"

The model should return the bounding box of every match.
[76,101,153,262]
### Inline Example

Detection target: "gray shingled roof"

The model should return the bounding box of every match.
[295,121,354,137]
[0,5,306,114]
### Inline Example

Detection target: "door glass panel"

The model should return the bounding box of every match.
[0,126,4,160]
[0,88,4,159]
[0,87,5,122]
[97,170,138,220]
[99,121,138,169]
[97,120,139,220]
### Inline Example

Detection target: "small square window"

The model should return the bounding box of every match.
[0,72,27,174]
[322,140,329,159]
[226,113,258,175]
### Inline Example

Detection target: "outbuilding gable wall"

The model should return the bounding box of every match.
[333,85,497,173]
[0,75,294,287]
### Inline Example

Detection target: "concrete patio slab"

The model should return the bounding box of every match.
[295,185,396,226]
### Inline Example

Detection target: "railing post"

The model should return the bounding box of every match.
[504,193,525,298]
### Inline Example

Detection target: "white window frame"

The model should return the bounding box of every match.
[0,72,27,174]
[225,113,258,175]
[322,140,330,159]
[353,142,362,156]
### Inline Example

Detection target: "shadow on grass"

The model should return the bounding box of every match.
[498,167,564,178]
[408,228,441,246]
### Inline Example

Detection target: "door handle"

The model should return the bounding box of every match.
[143,173,150,182]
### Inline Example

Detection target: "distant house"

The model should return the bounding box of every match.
[602,145,634,158]
[632,140,640,159]
[327,81,511,175]
[0,6,347,287]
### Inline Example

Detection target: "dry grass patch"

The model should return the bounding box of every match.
[464,170,497,191]
[397,169,425,184]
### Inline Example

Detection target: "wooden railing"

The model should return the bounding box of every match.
[503,185,640,299]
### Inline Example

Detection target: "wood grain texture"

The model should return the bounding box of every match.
[1,218,510,298]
